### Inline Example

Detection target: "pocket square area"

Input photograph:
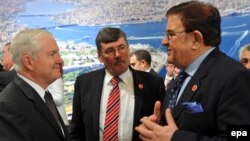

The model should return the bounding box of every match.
[182,102,203,113]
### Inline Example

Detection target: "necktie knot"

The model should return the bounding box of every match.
[111,76,120,86]
[44,90,53,101]
[177,71,189,84]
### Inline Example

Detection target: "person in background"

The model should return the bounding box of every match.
[0,63,3,72]
[70,27,165,141]
[164,63,179,90]
[0,43,16,92]
[0,29,69,141]
[135,1,250,141]
[48,77,69,127]
[239,43,250,69]
[130,49,159,76]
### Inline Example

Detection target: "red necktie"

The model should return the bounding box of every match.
[103,77,120,141]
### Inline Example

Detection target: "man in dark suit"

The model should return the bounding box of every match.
[0,42,16,92]
[70,27,165,141]
[136,1,250,141]
[130,49,159,76]
[0,29,69,141]
[0,69,16,92]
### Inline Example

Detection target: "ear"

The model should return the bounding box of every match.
[140,60,146,66]
[22,54,34,71]
[192,30,203,50]
[97,52,103,63]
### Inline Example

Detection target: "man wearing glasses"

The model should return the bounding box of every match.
[70,27,166,141]
[136,1,250,141]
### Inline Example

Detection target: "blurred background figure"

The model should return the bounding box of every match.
[239,43,250,69]
[48,65,69,127]
[2,43,14,71]
[130,49,158,76]
[0,42,16,92]
[0,63,3,72]
[164,63,179,90]
[48,77,69,127]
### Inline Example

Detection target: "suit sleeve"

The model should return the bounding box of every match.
[70,77,86,141]
[0,101,32,141]
[171,69,250,141]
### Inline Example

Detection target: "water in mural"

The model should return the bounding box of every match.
[1,0,250,117]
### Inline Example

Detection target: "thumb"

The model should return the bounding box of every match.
[165,108,175,126]
[153,101,161,123]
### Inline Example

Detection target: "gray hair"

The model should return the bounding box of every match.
[239,44,250,60]
[10,28,53,71]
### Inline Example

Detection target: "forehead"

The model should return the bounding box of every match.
[100,37,127,49]
[166,15,184,31]
[39,36,58,49]
[130,55,137,61]
[167,64,175,67]
[242,50,250,58]
[36,37,59,56]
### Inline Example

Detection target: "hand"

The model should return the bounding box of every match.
[135,108,178,141]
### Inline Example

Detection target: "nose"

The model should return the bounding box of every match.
[114,49,121,57]
[161,37,169,48]
[57,54,64,64]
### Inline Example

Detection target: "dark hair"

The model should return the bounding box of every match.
[166,1,221,47]
[95,27,128,51]
[131,49,152,65]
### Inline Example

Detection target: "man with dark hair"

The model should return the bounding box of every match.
[70,27,165,141]
[136,1,250,141]
[130,49,158,75]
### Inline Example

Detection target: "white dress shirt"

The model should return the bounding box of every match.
[99,69,135,141]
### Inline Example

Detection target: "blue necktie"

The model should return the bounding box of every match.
[168,71,189,109]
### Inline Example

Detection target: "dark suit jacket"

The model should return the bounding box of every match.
[149,68,159,76]
[161,49,250,141]
[0,76,69,141]
[0,69,16,92]
[70,68,166,141]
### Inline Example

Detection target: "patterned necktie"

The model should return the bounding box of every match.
[168,71,189,109]
[103,77,120,141]
[44,91,61,127]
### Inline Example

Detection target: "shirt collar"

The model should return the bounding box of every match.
[105,68,132,86]
[185,47,215,76]
[17,73,47,100]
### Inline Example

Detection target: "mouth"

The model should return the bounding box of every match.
[167,49,172,55]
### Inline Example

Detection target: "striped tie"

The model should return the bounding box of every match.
[103,77,120,141]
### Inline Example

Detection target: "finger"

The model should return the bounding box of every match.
[141,116,158,131]
[165,108,175,126]
[139,134,151,141]
[135,124,154,139]
[153,101,161,122]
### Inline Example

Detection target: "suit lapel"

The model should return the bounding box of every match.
[14,76,65,138]
[92,69,105,137]
[173,49,222,120]
[131,69,145,130]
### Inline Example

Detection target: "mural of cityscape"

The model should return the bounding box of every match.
[1,0,250,118]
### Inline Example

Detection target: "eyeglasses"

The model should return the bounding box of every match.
[164,30,186,40]
[101,45,128,56]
